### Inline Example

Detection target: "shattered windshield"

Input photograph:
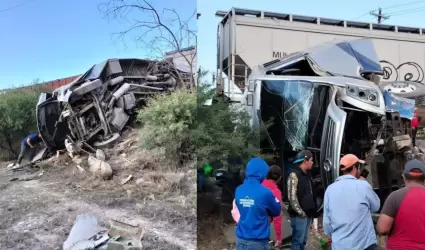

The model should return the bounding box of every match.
[262,80,315,150]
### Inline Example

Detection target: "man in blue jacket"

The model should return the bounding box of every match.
[15,133,43,166]
[234,157,281,250]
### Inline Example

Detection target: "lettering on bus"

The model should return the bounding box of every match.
[272,51,288,59]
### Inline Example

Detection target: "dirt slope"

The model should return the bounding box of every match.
[0,129,196,250]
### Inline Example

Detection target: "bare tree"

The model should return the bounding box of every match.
[99,0,197,87]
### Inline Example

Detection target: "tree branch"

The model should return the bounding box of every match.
[100,0,196,87]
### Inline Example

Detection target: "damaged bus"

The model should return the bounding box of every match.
[235,39,417,212]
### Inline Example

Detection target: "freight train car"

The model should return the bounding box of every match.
[216,8,425,105]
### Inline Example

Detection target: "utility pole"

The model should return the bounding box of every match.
[370,8,390,24]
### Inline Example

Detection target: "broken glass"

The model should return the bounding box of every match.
[262,80,315,151]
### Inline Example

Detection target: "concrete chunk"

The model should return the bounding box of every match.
[96,149,106,161]
[88,155,112,180]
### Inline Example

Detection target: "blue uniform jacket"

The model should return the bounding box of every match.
[235,157,281,240]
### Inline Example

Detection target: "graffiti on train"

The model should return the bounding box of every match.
[379,60,425,83]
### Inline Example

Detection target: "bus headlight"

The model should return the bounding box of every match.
[346,86,380,106]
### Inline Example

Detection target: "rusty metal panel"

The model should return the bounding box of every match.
[39,75,80,90]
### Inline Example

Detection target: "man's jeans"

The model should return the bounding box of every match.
[16,143,28,165]
[15,143,36,165]
[290,216,312,250]
[235,238,269,250]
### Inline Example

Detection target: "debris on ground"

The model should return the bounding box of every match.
[63,214,109,250]
[62,215,146,250]
[76,165,86,172]
[97,149,106,161]
[88,155,113,180]
[121,175,133,185]
[0,128,196,249]
[9,171,44,182]
[105,219,145,249]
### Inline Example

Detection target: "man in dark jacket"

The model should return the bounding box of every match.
[234,157,281,250]
[287,150,317,250]
[212,87,231,104]
[15,133,43,166]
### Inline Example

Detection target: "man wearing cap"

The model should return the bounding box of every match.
[287,150,317,250]
[377,159,425,249]
[323,154,380,250]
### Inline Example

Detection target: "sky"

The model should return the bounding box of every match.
[3,0,425,88]
[197,0,425,76]
[0,0,196,88]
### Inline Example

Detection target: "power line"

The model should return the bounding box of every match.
[381,0,425,10]
[370,8,390,24]
[390,7,425,17]
[353,12,371,21]
[386,6,425,15]
[352,0,425,20]
[367,4,425,24]
[0,0,37,13]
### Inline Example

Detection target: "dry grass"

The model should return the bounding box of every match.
[0,128,196,249]
[40,129,196,210]
[197,215,230,250]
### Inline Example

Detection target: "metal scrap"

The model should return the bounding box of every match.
[9,171,44,182]
[62,214,109,250]
[121,175,133,185]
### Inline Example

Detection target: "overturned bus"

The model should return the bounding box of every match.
[36,58,193,155]
[236,39,418,211]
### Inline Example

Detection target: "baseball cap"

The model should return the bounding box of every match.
[404,159,425,176]
[340,154,365,171]
[294,150,313,164]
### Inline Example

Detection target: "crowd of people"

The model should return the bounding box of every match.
[231,151,425,250]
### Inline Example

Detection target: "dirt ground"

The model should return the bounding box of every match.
[0,129,196,250]
[197,193,387,250]
[198,215,387,250]
[197,215,321,250]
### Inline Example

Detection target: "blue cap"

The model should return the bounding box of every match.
[404,159,425,175]
[293,150,313,164]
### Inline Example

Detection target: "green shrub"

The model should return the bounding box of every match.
[0,86,45,159]
[194,85,262,168]
[137,89,197,162]
[136,69,268,168]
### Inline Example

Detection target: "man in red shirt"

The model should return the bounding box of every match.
[411,108,420,147]
[376,159,425,249]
